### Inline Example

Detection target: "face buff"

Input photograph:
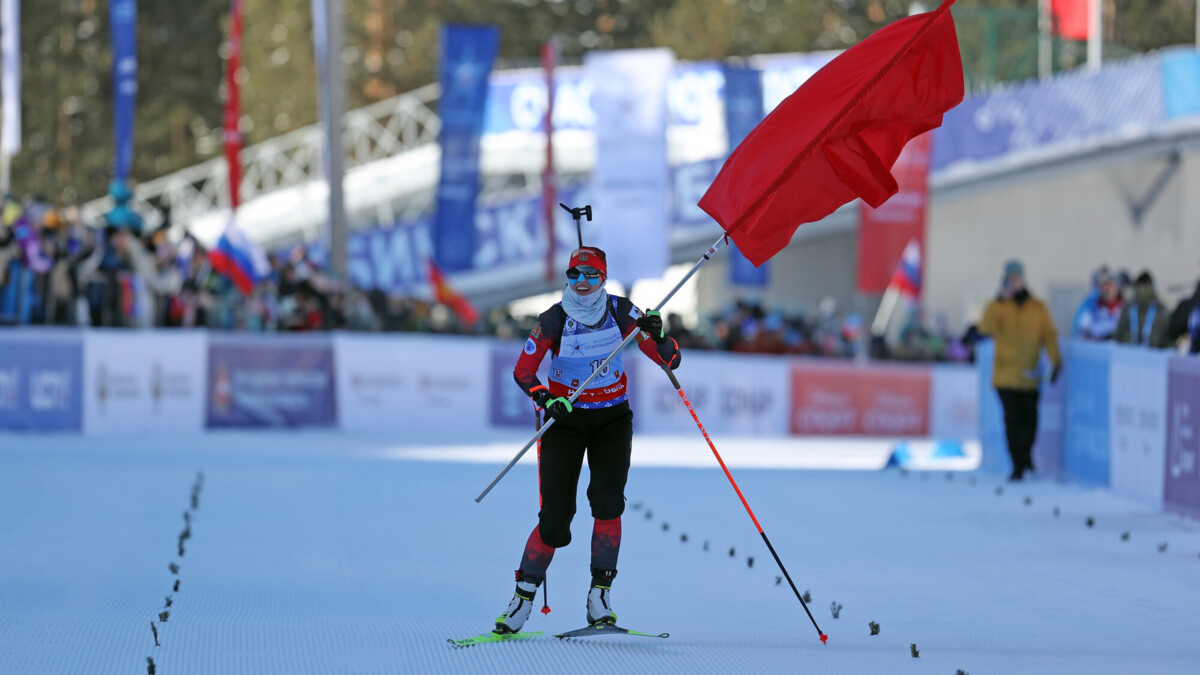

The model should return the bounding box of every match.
[562,283,609,326]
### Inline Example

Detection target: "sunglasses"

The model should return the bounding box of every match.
[567,268,603,285]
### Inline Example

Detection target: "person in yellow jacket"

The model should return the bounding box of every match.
[978,260,1062,482]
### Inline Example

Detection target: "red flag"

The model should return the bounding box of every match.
[223,0,245,210]
[856,131,931,293]
[429,260,480,327]
[1051,0,1090,41]
[699,0,963,267]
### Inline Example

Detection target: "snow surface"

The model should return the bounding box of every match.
[2,431,1199,674]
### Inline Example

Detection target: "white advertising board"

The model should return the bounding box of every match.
[335,334,489,435]
[82,331,206,434]
[1108,347,1169,507]
[930,364,979,441]
[632,350,787,436]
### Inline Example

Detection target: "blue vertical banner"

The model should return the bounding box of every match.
[723,64,768,287]
[434,24,500,273]
[110,0,137,181]
[1062,341,1111,488]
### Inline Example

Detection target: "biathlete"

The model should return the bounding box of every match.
[493,245,682,633]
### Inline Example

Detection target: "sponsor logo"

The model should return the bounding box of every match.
[794,405,857,434]
[629,307,641,319]
[350,373,404,390]
[531,324,542,339]
[349,371,404,407]
[790,366,929,436]
[212,363,232,413]
[524,338,537,355]
[96,364,108,412]
[861,391,923,434]
[720,388,772,417]
[571,379,580,387]
[94,362,143,414]
[418,374,472,393]
[0,368,18,410]
[30,369,72,412]
[151,363,164,412]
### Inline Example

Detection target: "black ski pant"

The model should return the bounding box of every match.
[520,401,632,580]
[997,388,1039,477]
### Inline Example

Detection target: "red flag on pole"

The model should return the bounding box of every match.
[856,131,931,293]
[224,0,245,210]
[699,0,963,267]
[429,260,480,328]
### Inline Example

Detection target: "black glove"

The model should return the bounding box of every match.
[531,387,573,421]
[636,310,666,344]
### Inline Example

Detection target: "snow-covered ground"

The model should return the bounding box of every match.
[2,431,1199,674]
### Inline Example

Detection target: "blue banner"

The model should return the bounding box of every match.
[933,55,1163,173]
[434,24,500,273]
[206,336,337,429]
[723,64,768,287]
[974,341,1009,475]
[0,331,84,432]
[1062,341,1111,487]
[110,0,137,181]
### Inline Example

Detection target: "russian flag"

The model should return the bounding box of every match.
[209,220,269,295]
[889,238,922,300]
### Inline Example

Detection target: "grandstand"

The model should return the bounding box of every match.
[83,48,1200,330]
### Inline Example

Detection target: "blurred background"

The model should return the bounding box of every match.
[0,0,1196,356]
[1,1,1198,510]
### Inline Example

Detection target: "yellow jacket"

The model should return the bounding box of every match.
[979,295,1061,390]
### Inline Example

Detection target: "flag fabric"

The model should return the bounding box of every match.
[588,48,673,285]
[1,0,20,157]
[209,221,269,295]
[856,131,931,293]
[223,0,245,209]
[434,24,500,273]
[428,260,479,327]
[889,238,922,300]
[110,0,137,181]
[699,0,963,267]
[1051,0,1089,41]
[723,64,769,288]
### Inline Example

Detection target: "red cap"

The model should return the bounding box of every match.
[567,247,607,278]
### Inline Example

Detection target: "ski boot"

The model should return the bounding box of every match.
[495,573,541,634]
[586,568,618,626]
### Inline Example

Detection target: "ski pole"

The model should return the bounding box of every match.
[658,364,828,645]
[475,233,731,503]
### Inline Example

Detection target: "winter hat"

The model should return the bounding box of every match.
[567,246,607,278]
[1003,259,1025,279]
[1135,271,1154,287]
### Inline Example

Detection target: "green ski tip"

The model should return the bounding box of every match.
[448,630,543,647]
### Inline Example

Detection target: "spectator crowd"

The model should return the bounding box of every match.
[3,195,1198,358]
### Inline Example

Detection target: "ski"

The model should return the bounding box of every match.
[554,623,669,640]
[447,630,543,647]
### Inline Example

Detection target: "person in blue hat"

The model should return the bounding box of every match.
[979,259,1062,481]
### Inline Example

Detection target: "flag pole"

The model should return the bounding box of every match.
[1037,0,1052,80]
[475,233,730,503]
[1087,0,1102,71]
[657,363,827,644]
[871,284,901,337]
